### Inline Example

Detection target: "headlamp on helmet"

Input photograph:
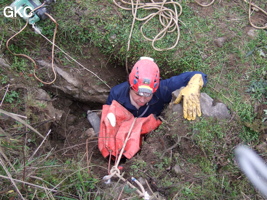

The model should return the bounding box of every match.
[129,57,160,95]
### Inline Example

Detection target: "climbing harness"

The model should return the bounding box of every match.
[235,145,267,198]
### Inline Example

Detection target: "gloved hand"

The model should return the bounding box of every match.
[173,74,204,120]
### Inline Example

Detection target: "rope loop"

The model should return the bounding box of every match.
[245,0,267,29]
[6,2,58,85]
[195,0,215,7]
[114,0,183,51]
[194,0,267,29]
[110,166,121,177]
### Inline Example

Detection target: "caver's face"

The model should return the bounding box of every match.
[129,89,153,108]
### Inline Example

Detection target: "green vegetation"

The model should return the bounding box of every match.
[0,0,267,199]
[4,90,19,103]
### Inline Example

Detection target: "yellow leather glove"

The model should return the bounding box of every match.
[173,74,204,120]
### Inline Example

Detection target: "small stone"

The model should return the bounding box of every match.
[0,58,10,68]
[172,164,182,175]
[110,34,116,40]
[171,91,231,120]
[247,28,257,38]
[84,128,97,138]
[200,93,231,119]
[256,142,267,153]
[214,37,227,48]
[137,177,147,186]
[54,108,64,121]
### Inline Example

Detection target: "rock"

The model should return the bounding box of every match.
[0,58,10,68]
[200,93,231,119]
[171,90,231,120]
[37,60,110,104]
[171,103,183,117]
[55,66,81,87]
[66,114,77,125]
[256,142,267,153]
[26,88,63,134]
[54,108,64,121]
[214,37,227,48]
[137,177,147,186]
[247,28,257,38]
[172,164,182,175]
[84,128,97,138]
[34,88,56,120]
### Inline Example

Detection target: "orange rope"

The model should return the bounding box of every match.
[6,2,58,85]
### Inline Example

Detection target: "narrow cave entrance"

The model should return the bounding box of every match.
[41,58,128,161]
[45,92,103,159]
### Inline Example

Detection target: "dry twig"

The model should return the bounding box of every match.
[0,109,43,138]
[0,157,25,199]
[0,84,10,107]
[0,174,58,193]
[28,129,52,161]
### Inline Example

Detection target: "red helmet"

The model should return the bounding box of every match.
[129,57,160,95]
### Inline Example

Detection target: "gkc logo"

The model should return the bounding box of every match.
[3,6,33,18]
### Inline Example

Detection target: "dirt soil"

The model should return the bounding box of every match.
[1,0,267,199]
